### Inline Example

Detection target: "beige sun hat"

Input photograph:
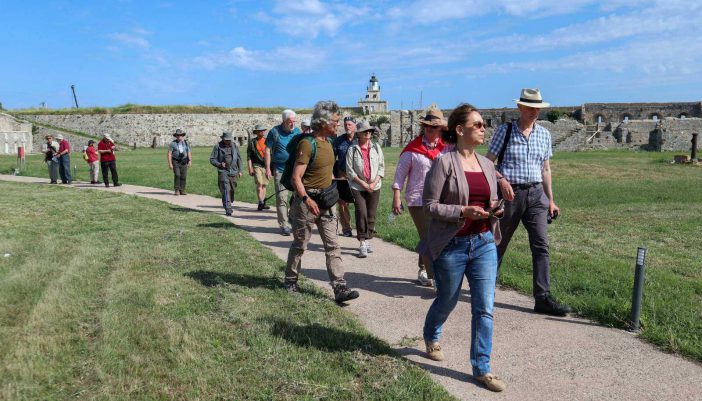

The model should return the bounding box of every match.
[253,124,267,132]
[418,105,447,127]
[514,88,550,108]
[355,120,378,134]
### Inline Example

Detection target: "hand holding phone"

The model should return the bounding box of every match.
[486,199,505,218]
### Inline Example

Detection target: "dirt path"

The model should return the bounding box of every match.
[2,175,700,401]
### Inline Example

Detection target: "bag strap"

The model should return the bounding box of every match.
[497,122,513,166]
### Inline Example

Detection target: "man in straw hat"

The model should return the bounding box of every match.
[55,134,72,184]
[168,129,192,195]
[486,88,571,316]
[210,132,243,216]
[392,104,450,288]
[247,124,271,211]
[98,133,121,187]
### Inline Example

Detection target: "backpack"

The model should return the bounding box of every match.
[497,122,513,166]
[280,134,323,191]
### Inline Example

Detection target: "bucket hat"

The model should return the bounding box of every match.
[173,128,186,137]
[253,124,267,132]
[355,120,378,134]
[418,106,447,127]
[221,132,234,141]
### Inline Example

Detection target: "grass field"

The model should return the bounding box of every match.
[0,181,455,400]
[1,147,701,363]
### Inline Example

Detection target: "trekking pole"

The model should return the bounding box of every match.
[629,247,647,332]
[264,188,285,203]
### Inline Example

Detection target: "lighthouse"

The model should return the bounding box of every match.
[358,74,388,114]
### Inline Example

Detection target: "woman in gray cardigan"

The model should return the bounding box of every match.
[345,121,385,258]
[419,104,506,392]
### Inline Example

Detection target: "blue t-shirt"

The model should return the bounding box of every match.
[332,134,354,176]
[265,124,302,172]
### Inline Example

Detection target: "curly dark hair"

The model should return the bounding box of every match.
[442,103,480,144]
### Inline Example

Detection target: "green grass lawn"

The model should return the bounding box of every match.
[0,181,454,401]
[2,147,701,363]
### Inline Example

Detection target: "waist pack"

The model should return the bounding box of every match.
[309,182,339,210]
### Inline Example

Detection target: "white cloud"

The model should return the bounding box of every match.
[193,46,325,72]
[108,32,150,49]
[258,0,370,39]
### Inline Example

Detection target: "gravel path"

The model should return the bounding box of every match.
[2,175,700,401]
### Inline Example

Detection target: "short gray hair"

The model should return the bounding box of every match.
[311,101,340,131]
[281,109,296,122]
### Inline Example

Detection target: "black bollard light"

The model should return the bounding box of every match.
[630,247,647,332]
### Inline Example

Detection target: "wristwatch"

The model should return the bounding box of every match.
[301,195,309,202]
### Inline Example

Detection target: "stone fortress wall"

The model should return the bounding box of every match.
[13,101,702,153]
[0,113,33,155]
[387,102,702,152]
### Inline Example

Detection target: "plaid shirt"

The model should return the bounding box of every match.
[488,122,552,184]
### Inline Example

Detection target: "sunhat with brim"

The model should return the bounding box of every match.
[56,134,64,141]
[355,121,378,134]
[514,88,550,108]
[418,108,447,127]
[253,124,267,132]
[221,132,234,141]
[301,119,311,127]
[102,133,112,139]
[173,128,186,137]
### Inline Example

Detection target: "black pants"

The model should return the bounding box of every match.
[350,188,381,241]
[101,161,119,186]
[173,162,188,191]
[496,183,551,298]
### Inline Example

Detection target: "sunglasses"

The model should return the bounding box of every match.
[467,121,485,129]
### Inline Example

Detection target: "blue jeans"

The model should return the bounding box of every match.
[423,231,498,377]
[58,155,72,183]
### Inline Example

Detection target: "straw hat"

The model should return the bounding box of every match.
[418,106,447,127]
[514,88,550,108]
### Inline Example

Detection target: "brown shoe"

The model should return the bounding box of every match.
[174,191,180,196]
[425,341,445,361]
[179,190,187,195]
[475,373,506,392]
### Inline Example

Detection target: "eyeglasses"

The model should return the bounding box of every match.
[467,121,485,129]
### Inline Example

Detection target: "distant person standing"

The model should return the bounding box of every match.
[391,106,450,287]
[44,134,59,184]
[167,129,192,195]
[345,121,385,258]
[284,100,359,304]
[332,116,357,237]
[55,134,72,184]
[247,124,271,211]
[210,132,243,216]
[98,134,121,187]
[486,88,571,316]
[265,109,301,236]
[84,140,100,184]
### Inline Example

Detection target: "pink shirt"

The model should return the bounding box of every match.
[360,143,371,181]
[392,139,453,207]
[59,139,70,154]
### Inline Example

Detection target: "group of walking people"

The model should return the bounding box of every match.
[41,88,570,393]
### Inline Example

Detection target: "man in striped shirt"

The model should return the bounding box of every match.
[486,88,571,316]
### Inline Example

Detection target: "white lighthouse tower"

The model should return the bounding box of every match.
[358,74,388,114]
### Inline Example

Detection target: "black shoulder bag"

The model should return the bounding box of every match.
[497,122,513,166]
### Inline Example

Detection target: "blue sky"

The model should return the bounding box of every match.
[1,0,700,110]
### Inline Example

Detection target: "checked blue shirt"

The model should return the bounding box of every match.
[488,122,553,184]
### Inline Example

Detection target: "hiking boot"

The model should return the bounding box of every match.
[114,183,122,187]
[418,269,432,287]
[342,229,353,237]
[475,373,506,392]
[425,341,445,361]
[534,293,572,316]
[284,282,300,295]
[225,209,233,216]
[257,202,264,211]
[174,191,180,196]
[333,284,359,303]
[357,242,368,258]
[281,227,291,236]
[262,203,270,210]
[180,190,188,195]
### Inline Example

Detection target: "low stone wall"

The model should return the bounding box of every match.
[0,113,33,155]
[32,126,97,154]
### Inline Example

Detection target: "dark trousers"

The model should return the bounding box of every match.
[218,174,238,212]
[496,183,551,298]
[173,162,188,191]
[351,188,380,241]
[58,155,72,183]
[101,161,119,186]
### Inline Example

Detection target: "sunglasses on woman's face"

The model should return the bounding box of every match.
[467,121,485,129]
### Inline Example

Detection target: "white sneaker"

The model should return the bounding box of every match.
[418,269,432,286]
[357,242,368,258]
[365,240,373,253]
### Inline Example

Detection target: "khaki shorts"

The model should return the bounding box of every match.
[253,165,269,186]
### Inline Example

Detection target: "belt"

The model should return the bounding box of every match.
[306,188,324,194]
[511,182,541,190]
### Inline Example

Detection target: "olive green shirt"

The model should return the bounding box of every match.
[296,138,334,189]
